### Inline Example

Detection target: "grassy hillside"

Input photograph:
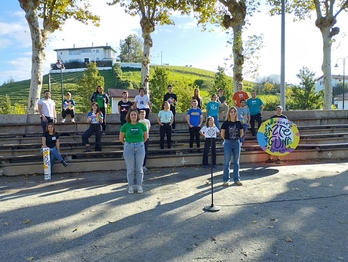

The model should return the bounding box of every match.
[0,65,255,113]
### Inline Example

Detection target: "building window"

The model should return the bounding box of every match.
[96,50,100,53]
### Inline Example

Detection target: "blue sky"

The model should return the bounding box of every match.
[0,1,347,86]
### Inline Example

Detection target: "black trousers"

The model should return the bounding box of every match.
[62,109,75,119]
[189,126,201,148]
[160,123,172,149]
[250,113,262,136]
[100,107,106,132]
[203,138,216,166]
[82,124,102,151]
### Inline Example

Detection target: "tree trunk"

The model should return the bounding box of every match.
[232,23,244,92]
[320,27,333,110]
[21,1,48,114]
[140,17,154,95]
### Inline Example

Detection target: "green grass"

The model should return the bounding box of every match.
[1,65,256,113]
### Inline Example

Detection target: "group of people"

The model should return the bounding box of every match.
[38,82,286,194]
[38,86,110,173]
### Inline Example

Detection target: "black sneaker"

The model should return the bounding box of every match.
[61,160,68,167]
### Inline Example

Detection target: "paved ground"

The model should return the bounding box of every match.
[1,160,348,262]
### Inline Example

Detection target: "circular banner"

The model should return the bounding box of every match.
[257,118,300,156]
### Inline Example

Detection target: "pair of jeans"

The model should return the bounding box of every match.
[202,138,216,166]
[41,146,63,171]
[240,124,248,144]
[160,123,172,149]
[123,142,145,186]
[223,139,241,183]
[250,113,262,136]
[189,126,201,148]
[40,117,54,132]
[82,124,102,151]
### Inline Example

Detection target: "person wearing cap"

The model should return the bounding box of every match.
[233,82,249,107]
[163,84,177,129]
[61,92,76,123]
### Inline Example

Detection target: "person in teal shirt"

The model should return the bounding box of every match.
[206,94,220,129]
[120,109,148,194]
[246,90,264,137]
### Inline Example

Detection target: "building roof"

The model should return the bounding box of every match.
[54,45,117,53]
[108,89,139,98]
[316,74,348,81]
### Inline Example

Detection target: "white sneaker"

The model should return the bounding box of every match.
[137,186,143,194]
[61,119,66,123]
[128,186,134,194]
[71,118,75,123]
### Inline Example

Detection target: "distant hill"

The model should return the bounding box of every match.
[0,65,254,113]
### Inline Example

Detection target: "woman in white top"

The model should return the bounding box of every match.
[134,87,152,119]
[157,101,174,149]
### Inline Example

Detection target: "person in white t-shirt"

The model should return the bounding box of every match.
[38,90,57,132]
[200,117,220,168]
[134,87,152,119]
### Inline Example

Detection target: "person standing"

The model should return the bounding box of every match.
[206,93,221,130]
[246,90,264,137]
[119,109,148,194]
[61,92,76,123]
[118,90,134,125]
[200,117,220,168]
[187,99,203,150]
[42,123,68,172]
[218,88,229,121]
[163,84,177,129]
[192,88,203,109]
[82,102,104,152]
[134,87,152,119]
[139,110,151,171]
[237,99,250,150]
[90,86,109,132]
[158,101,174,149]
[266,105,288,164]
[38,90,57,132]
[221,106,244,186]
[233,82,249,107]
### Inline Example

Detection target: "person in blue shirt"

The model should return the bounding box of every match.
[186,99,203,150]
[246,90,264,137]
[157,101,174,149]
[206,94,221,129]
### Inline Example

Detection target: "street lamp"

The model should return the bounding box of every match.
[335,57,347,109]
[56,60,65,103]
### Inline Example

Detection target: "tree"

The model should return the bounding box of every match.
[19,0,100,114]
[119,34,143,63]
[255,74,280,94]
[108,0,216,94]
[267,0,348,109]
[289,67,323,110]
[213,66,233,104]
[218,0,262,92]
[77,62,105,113]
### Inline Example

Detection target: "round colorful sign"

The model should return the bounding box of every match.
[257,117,300,156]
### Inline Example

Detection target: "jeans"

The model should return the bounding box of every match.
[160,123,172,149]
[189,126,201,148]
[82,124,103,151]
[100,107,106,132]
[41,146,63,171]
[250,113,262,136]
[211,115,220,130]
[40,117,54,132]
[223,139,241,183]
[123,142,145,186]
[203,138,216,166]
[240,124,248,144]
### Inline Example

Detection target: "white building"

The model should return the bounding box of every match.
[108,89,139,114]
[54,44,117,64]
[315,74,347,92]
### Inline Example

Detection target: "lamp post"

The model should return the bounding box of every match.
[56,60,65,103]
[335,57,347,109]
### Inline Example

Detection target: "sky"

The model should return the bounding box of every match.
[0,1,347,86]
